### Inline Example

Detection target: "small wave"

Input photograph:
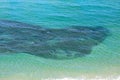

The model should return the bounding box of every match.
[42,76,120,80]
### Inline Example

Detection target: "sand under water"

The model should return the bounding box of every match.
[0,0,120,80]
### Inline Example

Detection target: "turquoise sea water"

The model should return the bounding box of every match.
[0,0,120,79]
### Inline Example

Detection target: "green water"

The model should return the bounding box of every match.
[0,0,120,79]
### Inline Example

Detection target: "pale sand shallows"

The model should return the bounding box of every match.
[0,66,119,80]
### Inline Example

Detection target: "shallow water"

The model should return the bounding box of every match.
[0,0,120,80]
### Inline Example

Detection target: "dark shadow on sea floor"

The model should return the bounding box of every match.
[0,20,110,60]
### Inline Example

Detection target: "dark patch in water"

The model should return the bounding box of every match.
[0,20,109,59]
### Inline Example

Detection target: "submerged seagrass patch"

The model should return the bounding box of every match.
[0,20,109,59]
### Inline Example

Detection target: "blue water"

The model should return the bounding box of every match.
[0,0,120,79]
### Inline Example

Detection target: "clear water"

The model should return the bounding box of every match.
[0,0,120,79]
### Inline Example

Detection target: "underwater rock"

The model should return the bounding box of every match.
[0,20,109,59]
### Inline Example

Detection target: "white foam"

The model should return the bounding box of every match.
[42,76,120,80]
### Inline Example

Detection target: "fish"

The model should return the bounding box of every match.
[0,20,109,59]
